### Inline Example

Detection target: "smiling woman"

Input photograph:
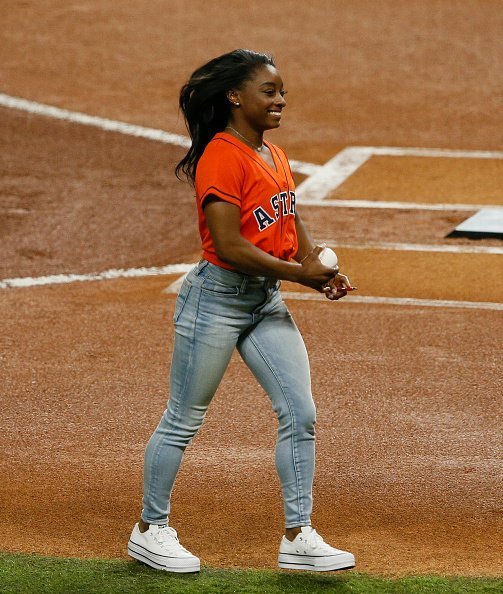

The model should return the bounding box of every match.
[224,63,287,155]
[127,49,356,575]
[175,49,281,183]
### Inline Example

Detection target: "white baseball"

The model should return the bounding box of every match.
[319,246,338,267]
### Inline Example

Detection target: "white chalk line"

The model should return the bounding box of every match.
[296,199,495,211]
[296,145,503,202]
[2,92,501,199]
[0,92,191,147]
[0,93,319,177]
[0,264,194,289]
[2,265,501,311]
[296,147,372,201]
[316,241,503,255]
[281,291,503,311]
[1,91,500,302]
[370,147,503,159]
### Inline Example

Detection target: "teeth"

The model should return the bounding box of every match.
[269,111,281,115]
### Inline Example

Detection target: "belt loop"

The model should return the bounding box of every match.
[240,277,248,294]
[266,278,278,291]
[196,260,209,275]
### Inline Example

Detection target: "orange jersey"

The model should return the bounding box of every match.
[194,132,298,270]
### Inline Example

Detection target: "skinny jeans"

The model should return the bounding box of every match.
[141,260,316,528]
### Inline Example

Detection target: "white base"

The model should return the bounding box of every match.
[452,207,503,236]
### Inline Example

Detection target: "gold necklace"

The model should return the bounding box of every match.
[225,126,264,152]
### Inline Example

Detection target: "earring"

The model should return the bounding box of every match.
[234,102,240,106]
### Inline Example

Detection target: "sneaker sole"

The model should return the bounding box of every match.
[128,541,200,573]
[278,552,355,572]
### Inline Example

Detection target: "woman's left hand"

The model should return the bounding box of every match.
[322,273,354,301]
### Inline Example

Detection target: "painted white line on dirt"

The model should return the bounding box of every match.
[369,146,503,159]
[0,93,319,176]
[295,199,488,211]
[3,93,499,192]
[295,145,503,202]
[3,266,501,310]
[281,291,503,311]
[288,159,322,176]
[0,264,196,289]
[155,272,503,310]
[0,92,191,147]
[296,147,373,202]
[315,241,503,255]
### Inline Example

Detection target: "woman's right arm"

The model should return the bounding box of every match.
[204,198,336,291]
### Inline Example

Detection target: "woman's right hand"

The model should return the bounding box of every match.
[296,244,338,291]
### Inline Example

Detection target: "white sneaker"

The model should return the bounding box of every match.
[278,526,355,572]
[128,523,200,573]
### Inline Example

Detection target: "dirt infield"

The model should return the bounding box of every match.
[1,0,502,578]
[2,276,502,575]
[2,0,502,160]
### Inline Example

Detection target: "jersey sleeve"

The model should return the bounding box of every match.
[195,140,244,209]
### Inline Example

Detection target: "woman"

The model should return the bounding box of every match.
[128,49,355,573]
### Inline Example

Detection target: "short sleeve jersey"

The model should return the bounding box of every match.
[194,132,298,270]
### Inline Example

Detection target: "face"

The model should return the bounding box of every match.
[229,64,287,131]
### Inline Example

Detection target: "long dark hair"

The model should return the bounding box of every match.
[175,49,275,184]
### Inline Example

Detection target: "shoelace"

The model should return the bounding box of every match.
[298,529,331,552]
[153,526,189,553]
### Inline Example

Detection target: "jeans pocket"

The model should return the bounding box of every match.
[200,278,240,296]
[173,281,192,323]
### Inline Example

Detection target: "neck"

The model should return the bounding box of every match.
[225,124,264,151]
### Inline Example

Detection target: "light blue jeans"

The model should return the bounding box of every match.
[141,260,316,528]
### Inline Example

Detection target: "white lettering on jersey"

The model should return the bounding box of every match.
[253,191,296,232]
